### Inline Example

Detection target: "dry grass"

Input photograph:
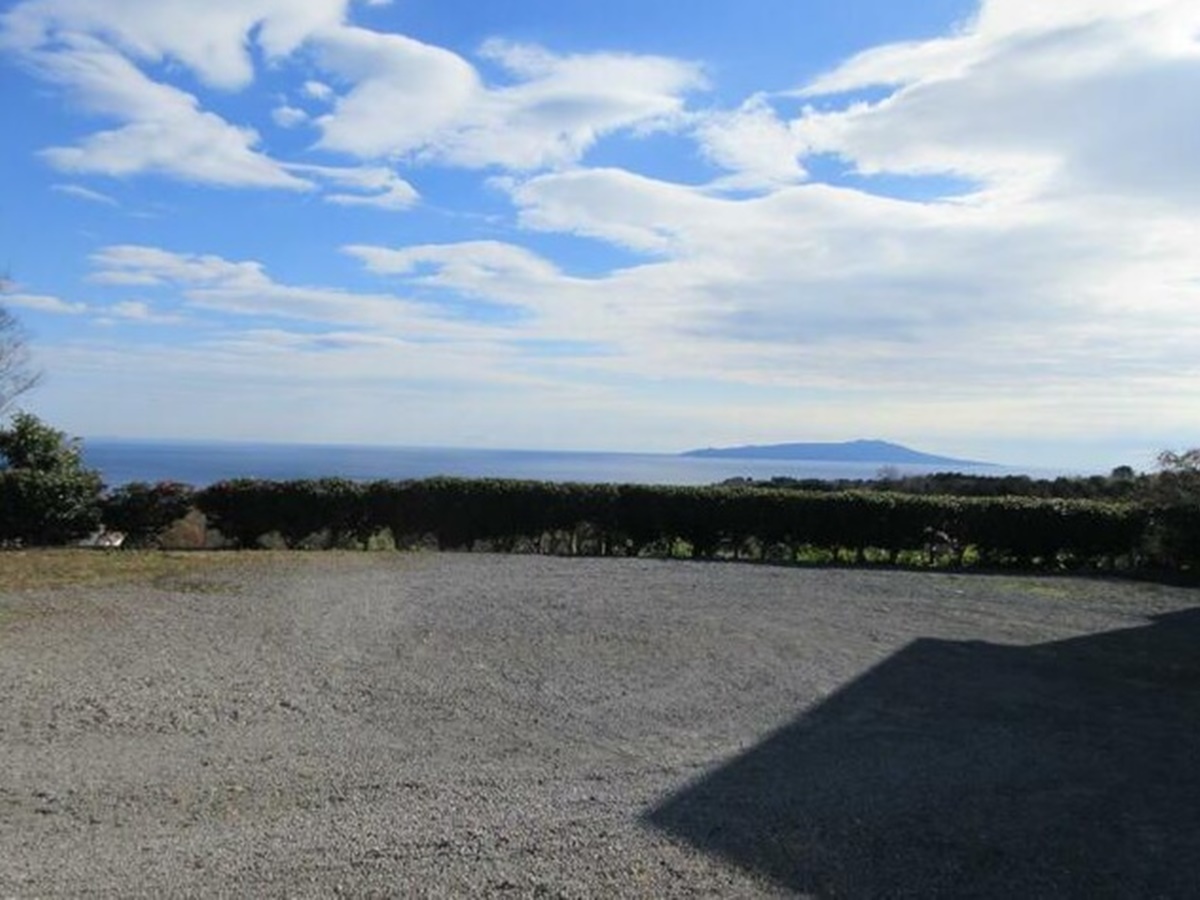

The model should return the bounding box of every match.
[0,549,261,592]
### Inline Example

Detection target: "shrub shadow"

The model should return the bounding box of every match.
[645,607,1200,897]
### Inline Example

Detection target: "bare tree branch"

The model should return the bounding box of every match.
[0,304,42,414]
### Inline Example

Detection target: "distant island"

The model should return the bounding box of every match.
[680,439,992,468]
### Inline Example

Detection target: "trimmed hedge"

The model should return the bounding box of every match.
[101,481,195,547]
[181,477,1165,572]
[197,478,369,548]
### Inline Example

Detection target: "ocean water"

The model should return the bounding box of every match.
[82,439,1013,489]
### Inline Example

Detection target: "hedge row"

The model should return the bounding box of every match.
[121,476,1176,572]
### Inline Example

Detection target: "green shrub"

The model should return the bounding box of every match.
[102,481,195,547]
[197,478,368,548]
[1144,504,1200,572]
[0,413,103,546]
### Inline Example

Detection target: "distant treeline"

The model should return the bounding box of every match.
[718,468,1144,500]
[87,476,1200,576]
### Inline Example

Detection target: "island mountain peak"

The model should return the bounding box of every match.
[681,440,990,467]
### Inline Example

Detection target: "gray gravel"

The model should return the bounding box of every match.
[2,553,1197,897]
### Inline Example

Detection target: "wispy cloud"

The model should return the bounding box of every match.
[87,244,502,336]
[106,300,184,324]
[3,292,88,315]
[51,183,118,205]
[285,162,420,210]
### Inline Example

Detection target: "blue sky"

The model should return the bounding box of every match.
[2,0,1198,470]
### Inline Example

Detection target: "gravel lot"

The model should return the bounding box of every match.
[2,553,1198,897]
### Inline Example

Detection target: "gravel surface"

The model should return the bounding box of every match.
[2,553,1198,897]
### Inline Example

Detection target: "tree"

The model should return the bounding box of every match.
[0,303,41,413]
[1140,449,1200,571]
[1152,449,1200,505]
[0,410,90,472]
[0,412,103,545]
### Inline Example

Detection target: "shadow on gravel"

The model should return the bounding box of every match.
[645,607,1200,898]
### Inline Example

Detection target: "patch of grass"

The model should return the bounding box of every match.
[0,549,251,592]
[0,548,400,593]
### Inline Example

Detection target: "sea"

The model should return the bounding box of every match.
[81,439,1036,489]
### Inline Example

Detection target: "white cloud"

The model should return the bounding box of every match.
[508,167,710,253]
[438,39,705,169]
[6,0,707,186]
[302,79,334,101]
[694,94,807,189]
[311,26,481,159]
[51,182,117,205]
[445,0,1192,445]
[20,35,307,188]
[286,162,420,210]
[3,292,87,315]
[107,300,183,324]
[791,0,1200,207]
[90,245,266,287]
[351,242,1200,451]
[87,244,500,337]
[2,1,360,190]
[314,31,705,169]
[345,240,561,285]
[271,104,309,128]
[324,188,416,211]
[345,239,660,361]
[403,150,1200,444]
[2,0,350,90]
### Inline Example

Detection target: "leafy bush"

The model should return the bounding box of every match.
[196,478,368,548]
[1143,504,1200,572]
[0,413,102,546]
[102,481,195,547]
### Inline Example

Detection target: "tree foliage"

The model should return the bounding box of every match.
[0,412,102,545]
[1152,449,1200,505]
[1140,449,1200,569]
[0,411,90,473]
[101,481,195,547]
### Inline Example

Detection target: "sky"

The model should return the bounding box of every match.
[1,0,1198,471]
